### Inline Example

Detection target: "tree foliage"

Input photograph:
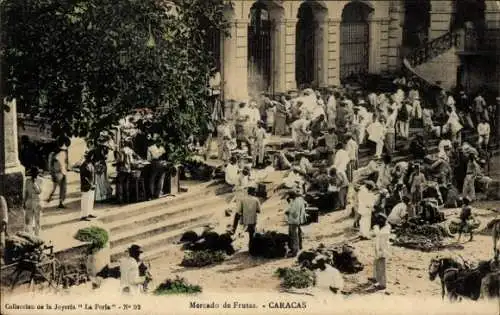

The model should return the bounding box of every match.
[1,0,228,162]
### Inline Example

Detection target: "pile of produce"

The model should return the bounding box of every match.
[4,232,45,264]
[74,226,109,253]
[181,250,226,267]
[154,276,202,295]
[297,243,364,274]
[249,231,289,259]
[180,230,235,255]
[274,267,316,289]
[392,222,449,252]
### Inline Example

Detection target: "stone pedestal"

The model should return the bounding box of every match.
[1,98,25,207]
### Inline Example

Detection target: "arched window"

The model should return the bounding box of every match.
[340,1,373,81]
[248,2,273,93]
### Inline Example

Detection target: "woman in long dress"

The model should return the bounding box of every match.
[94,145,113,202]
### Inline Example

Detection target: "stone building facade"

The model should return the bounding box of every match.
[217,0,500,101]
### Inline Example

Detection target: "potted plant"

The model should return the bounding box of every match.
[74,226,110,278]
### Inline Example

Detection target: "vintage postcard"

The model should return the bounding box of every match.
[1,0,499,314]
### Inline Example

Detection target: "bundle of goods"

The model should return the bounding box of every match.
[4,232,45,264]
[154,276,202,295]
[249,231,289,259]
[418,198,445,224]
[180,158,215,181]
[305,192,336,213]
[179,230,235,255]
[448,217,481,234]
[297,244,364,274]
[181,250,226,267]
[274,267,316,289]
[422,183,443,205]
[392,221,451,252]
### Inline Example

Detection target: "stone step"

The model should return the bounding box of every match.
[110,194,286,262]
[107,194,228,234]
[109,207,220,249]
[99,183,221,224]
[41,181,217,229]
[110,224,203,262]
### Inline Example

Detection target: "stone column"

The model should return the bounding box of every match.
[2,98,25,206]
[387,2,404,71]
[270,9,286,94]
[316,11,329,88]
[368,18,382,74]
[327,19,341,87]
[223,19,249,101]
[284,18,297,91]
[429,0,454,40]
[236,19,249,100]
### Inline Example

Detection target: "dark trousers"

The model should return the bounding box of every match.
[247,224,256,249]
[236,139,252,155]
[48,174,67,204]
[116,172,130,203]
[148,161,167,199]
[288,224,303,255]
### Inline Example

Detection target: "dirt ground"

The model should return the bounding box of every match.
[143,155,500,297]
[146,196,499,297]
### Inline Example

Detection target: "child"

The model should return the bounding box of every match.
[266,102,276,134]
[477,118,490,149]
[457,197,474,242]
[409,164,426,209]
[23,167,43,236]
[324,127,338,165]
[252,121,267,168]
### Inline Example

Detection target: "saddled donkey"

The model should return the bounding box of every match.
[486,218,500,261]
[442,260,496,302]
[428,257,467,300]
[480,270,500,300]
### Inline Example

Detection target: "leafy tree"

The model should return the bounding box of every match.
[1,0,228,162]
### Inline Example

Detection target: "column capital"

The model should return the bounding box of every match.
[234,19,249,26]
[327,19,341,24]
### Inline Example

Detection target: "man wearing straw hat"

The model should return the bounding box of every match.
[80,150,97,221]
[47,144,68,209]
[285,189,308,257]
[120,244,151,295]
[369,212,391,290]
[232,186,261,250]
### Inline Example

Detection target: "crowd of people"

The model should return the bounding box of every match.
[220,77,498,291]
[3,73,498,295]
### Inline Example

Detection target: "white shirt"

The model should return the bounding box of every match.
[357,185,377,216]
[367,121,385,142]
[333,149,350,173]
[119,257,142,295]
[225,164,239,186]
[315,265,344,292]
[249,107,261,124]
[311,105,326,120]
[388,202,408,226]
[147,144,165,161]
[477,123,490,136]
[55,151,68,175]
[345,139,358,161]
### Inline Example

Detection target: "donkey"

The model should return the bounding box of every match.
[442,259,497,302]
[428,256,467,300]
[486,218,500,261]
